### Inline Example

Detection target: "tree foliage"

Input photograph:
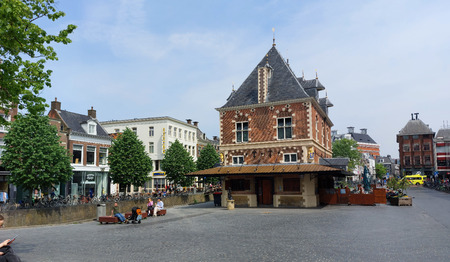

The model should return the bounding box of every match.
[108,128,152,190]
[0,114,73,197]
[375,163,387,179]
[161,140,196,187]
[196,144,220,184]
[332,138,361,170]
[0,0,76,122]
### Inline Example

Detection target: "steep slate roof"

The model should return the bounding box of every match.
[398,119,434,136]
[298,78,325,91]
[436,128,450,139]
[351,133,377,144]
[59,110,110,137]
[221,46,310,108]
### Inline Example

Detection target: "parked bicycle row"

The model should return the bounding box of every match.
[423,180,450,193]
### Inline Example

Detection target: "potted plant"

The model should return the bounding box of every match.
[386,177,412,206]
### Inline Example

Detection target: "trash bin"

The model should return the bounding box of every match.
[97,204,106,220]
[213,192,222,207]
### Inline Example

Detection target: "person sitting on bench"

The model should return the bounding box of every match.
[153,198,164,217]
[111,202,127,223]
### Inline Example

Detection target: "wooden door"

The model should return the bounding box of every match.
[257,178,273,206]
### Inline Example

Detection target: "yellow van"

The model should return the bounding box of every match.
[404,174,426,185]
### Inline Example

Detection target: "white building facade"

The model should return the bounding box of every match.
[101,117,198,192]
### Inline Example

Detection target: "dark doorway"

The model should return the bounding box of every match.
[256,178,273,206]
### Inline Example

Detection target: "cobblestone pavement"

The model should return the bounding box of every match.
[2,187,450,262]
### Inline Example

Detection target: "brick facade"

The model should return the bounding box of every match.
[219,99,332,166]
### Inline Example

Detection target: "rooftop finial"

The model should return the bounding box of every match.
[315,70,318,79]
[232,82,235,92]
[272,27,276,46]
[302,69,305,80]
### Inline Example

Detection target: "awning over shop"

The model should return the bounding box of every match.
[187,163,351,177]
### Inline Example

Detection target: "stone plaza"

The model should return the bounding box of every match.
[3,187,450,262]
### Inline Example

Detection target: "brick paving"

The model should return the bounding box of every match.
[2,187,450,262]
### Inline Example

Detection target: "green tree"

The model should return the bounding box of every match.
[108,128,152,191]
[161,140,196,187]
[1,114,73,198]
[375,163,387,179]
[196,144,220,184]
[0,0,76,122]
[332,138,361,170]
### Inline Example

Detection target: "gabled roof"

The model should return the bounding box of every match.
[221,46,310,108]
[58,110,110,137]
[398,119,434,136]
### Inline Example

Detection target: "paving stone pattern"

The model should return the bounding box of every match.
[3,187,450,262]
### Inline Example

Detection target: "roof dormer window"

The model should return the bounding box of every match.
[88,124,96,134]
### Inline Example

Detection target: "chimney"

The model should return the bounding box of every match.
[360,128,367,135]
[347,126,355,134]
[257,59,272,104]
[186,119,192,125]
[51,97,61,111]
[88,106,96,119]
[193,121,198,127]
[414,113,419,120]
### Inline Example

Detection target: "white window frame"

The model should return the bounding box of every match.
[149,142,154,154]
[236,122,249,143]
[149,126,154,137]
[99,147,108,166]
[73,144,83,164]
[283,153,297,163]
[86,146,96,165]
[232,156,244,165]
[277,117,292,140]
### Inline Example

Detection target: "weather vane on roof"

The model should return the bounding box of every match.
[272,27,276,46]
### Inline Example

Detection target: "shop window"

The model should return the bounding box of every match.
[226,179,250,191]
[437,160,447,167]
[236,122,249,143]
[99,147,108,165]
[283,178,301,192]
[73,145,83,164]
[232,156,244,165]
[284,153,297,163]
[278,117,292,140]
[86,146,96,165]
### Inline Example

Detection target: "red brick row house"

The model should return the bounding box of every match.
[189,44,347,208]
[48,98,112,198]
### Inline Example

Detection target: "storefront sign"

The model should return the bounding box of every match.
[86,174,95,182]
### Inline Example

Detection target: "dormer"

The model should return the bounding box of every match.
[81,119,97,135]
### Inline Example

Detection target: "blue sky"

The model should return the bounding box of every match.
[39,0,450,158]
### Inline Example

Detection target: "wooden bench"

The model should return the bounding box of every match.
[98,216,119,224]
[149,209,167,216]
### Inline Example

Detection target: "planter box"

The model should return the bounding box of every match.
[390,197,412,206]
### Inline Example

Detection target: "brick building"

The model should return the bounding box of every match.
[397,113,435,177]
[435,128,450,179]
[189,44,346,208]
[48,98,112,198]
